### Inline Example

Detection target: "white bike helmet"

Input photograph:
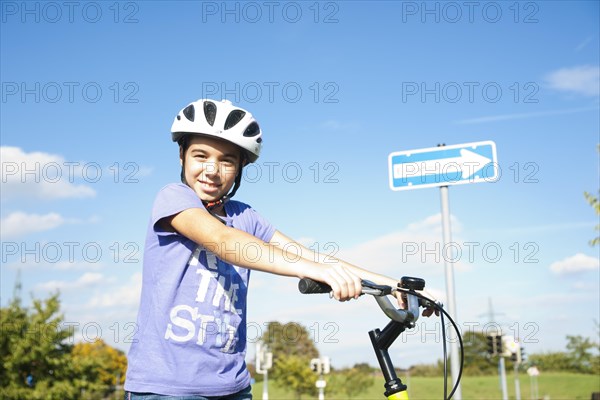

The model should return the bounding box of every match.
[171,99,262,163]
[171,99,263,220]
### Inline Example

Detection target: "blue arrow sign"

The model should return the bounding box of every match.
[388,141,498,191]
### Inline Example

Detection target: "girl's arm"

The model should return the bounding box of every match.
[269,230,399,289]
[269,230,438,316]
[163,208,362,300]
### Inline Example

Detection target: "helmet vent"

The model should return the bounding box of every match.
[204,101,217,126]
[243,122,260,137]
[183,104,195,122]
[225,110,246,130]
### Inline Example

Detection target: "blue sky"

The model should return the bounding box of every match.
[1,1,599,370]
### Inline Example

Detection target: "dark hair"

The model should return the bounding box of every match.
[178,136,191,184]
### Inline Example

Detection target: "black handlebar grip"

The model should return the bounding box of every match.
[298,278,332,294]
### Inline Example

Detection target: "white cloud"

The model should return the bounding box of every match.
[575,36,594,52]
[35,272,110,292]
[3,259,108,271]
[136,166,154,178]
[570,280,597,290]
[320,120,360,132]
[0,211,65,238]
[54,261,105,271]
[336,213,469,277]
[249,215,459,323]
[248,269,448,368]
[0,211,99,239]
[406,213,462,234]
[549,253,599,275]
[87,272,142,308]
[0,146,96,201]
[455,106,599,125]
[545,65,600,97]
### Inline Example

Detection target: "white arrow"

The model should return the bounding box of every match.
[393,148,492,180]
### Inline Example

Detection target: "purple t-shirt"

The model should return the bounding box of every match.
[125,183,275,396]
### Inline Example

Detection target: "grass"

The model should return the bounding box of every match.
[252,372,600,399]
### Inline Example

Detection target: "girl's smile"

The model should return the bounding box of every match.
[181,135,242,204]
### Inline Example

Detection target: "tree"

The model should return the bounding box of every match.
[327,365,374,398]
[407,330,500,376]
[260,322,319,399]
[565,335,600,374]
[71,339,127,391]
[528,334,599,374]
[0,292,128,399]
[458,330,496,375]
[351,362,376,373]
[271,354,317,399]
[260,321,319,359]
[0,293,79,399]
[584,190,599,246]
[584,144,599,246]
[527,351,573,372]
[409,361,444,377]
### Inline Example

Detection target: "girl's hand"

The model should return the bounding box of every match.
[315,263,362,301]
[393,289,440,317]
[422,305,439,317]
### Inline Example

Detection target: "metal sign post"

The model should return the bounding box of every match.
[311,357,330,400]
[439,183,462,400]
[503,336,522,400]
[499,357,508,400]
[527,366,540,400]
[256,343,272,400]
[388,140,499,400]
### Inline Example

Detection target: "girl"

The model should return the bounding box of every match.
[124,99,428,399]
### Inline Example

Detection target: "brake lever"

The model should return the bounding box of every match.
[418,298,436,308]
[362,280,393,296]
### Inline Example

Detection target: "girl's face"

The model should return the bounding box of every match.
[181,136,242,203]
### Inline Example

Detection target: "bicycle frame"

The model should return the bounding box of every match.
[369,319,411,399]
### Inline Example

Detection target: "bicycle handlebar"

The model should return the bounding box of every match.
[298,277,427,325]
[298,276,462,399]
